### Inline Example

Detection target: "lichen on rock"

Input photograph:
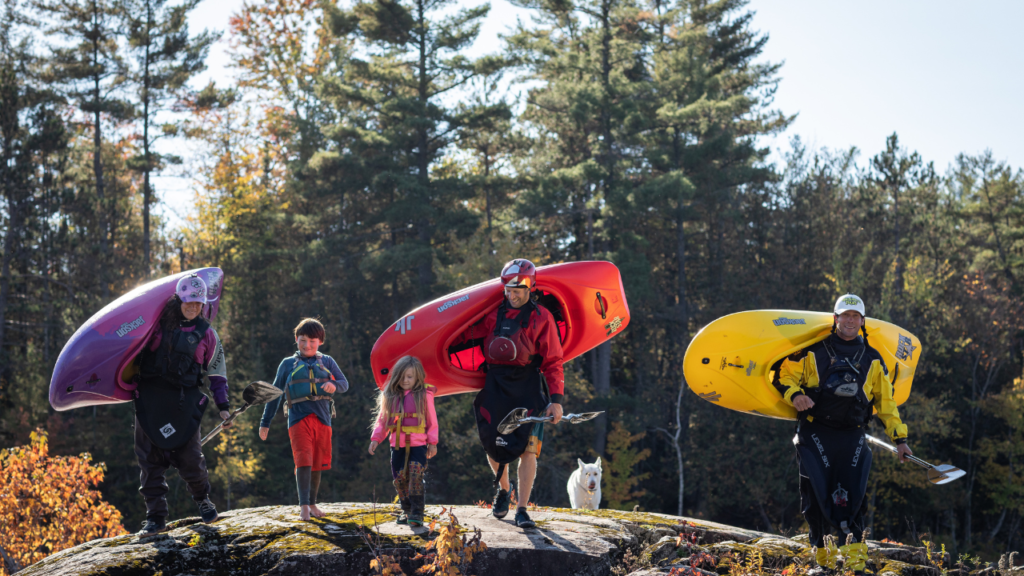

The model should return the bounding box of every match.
[18,503,971,576]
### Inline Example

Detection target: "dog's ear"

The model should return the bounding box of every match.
[578,458,585,469]
[595,456,602,470]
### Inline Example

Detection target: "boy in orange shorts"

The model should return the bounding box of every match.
[259,318,349,520]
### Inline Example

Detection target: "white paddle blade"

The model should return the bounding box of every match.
[927,465,966,485]
[564,411,604,424]
[497,408,530,435]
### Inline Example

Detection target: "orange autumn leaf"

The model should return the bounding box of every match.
[0,428,128,575]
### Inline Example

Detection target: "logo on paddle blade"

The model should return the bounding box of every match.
[832,483,848,507]
[895,334,917,361]
[159,423,176,438]
[495,437,508,447]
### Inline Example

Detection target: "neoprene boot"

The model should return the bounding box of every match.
[815,540,840,569]
[396,498,412,525]
[839,542,868,574]
[137,517,167,537]
[408,494,425,527]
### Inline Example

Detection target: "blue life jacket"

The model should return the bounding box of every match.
[284,352,336,417]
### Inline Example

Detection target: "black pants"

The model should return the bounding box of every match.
[134,416,210,520]
[797,420,871,547]
[800,474,869,547]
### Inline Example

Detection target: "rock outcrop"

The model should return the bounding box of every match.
[19,503,1003,576]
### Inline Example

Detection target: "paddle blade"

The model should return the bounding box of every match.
[242,380,282,405]
[927,464,966,485]
[498,408,529,435]
[565,411,604,424]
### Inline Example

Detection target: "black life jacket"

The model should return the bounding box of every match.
[138,318,210,389]
[486,299,538,365]
[805,335,873,428]
[134,318,211,450]
[475,299,549,485]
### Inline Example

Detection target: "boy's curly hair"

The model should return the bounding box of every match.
[294,318,325,342]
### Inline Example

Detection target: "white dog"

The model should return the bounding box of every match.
[567,457,602,510]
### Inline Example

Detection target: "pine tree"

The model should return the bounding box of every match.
[310,0,503,306]
[33,0,129,294]
[506,0,651,454]
[122,0,217,270]
[0,19,70,394]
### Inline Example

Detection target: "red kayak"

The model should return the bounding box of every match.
[370,261,630,396]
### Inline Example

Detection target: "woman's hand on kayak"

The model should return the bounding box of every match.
[219,410,233,428]
[259,426,269,441]
[368,441,378,455]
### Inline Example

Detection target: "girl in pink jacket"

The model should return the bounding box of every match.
[368,356,438,526]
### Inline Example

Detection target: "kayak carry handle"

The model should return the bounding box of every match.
[596,292,607,320]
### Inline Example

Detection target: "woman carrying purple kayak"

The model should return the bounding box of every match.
[132,273,233,537]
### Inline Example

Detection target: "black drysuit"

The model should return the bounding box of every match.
[773,334,908,546]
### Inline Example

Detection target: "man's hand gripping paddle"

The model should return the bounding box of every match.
[201,381,282,446]
[866,434,965,485]
[497,408,605,435]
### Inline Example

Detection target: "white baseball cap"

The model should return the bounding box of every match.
[834,294,865,316]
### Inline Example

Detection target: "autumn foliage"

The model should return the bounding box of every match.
[0,429,128,574]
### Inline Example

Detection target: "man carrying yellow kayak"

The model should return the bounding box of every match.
[773,294,914,573]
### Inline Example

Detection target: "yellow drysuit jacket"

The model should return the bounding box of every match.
[773,335,908,443]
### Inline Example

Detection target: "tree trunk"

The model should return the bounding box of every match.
[141,0,153,271]
[948,508,959,558]
[413,0,433,299]
[588,1,615,455]
[86,0,111,299]
[590,341,611,455]
[656,377,687,516]
[988,508,1007,542]
[893,183,901,299]
[0,198,18,377]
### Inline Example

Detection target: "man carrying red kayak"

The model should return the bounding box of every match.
[453,259,564,529]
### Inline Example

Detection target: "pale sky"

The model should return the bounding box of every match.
[156,0,1023,227]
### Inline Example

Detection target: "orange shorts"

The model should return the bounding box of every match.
[288,414,332,471]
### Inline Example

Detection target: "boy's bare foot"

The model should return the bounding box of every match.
[300,505,311,521]
[310,504,326,518]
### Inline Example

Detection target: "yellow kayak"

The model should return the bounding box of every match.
[682,310,922,420]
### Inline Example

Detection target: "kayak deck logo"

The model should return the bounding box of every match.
[772,317,806,327]
[116,316,145,337]
[896,334,917,361]
[437,295,469,313]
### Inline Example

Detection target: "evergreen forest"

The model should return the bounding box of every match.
[1,0,1022,562]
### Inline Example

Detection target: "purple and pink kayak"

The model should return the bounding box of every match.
[49,268,224,411]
